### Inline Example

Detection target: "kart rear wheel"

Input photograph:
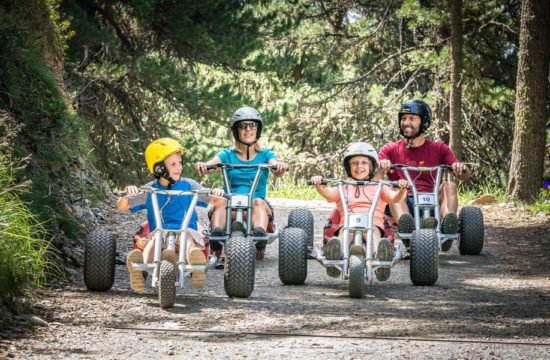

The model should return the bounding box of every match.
[84,230,116,292]
[458,206,485,255]
[279,227,308,285]
[410,229,439,286]
[158,260,176,308]
[288,209,315,249]
[224,234,255,298]
[348,254,366,298]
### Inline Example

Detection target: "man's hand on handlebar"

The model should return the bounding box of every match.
[396,179,409,190]
[451,162,468,177]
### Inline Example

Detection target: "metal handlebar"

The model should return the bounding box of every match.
[390,164,453,172]
[307,178,401,188]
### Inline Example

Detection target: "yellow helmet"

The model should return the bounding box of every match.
[144,138,184,175]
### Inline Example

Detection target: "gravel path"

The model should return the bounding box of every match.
[2,198,549,359]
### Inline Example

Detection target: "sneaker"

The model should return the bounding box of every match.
[126,249,145,292]
[161,249,178,265]
[254,227,267,261]
[422,217,438,229]
[231,221,246,233]
[398,213,415,233]
[188,247,207,288]
[442,213,459,234]
[214,256,225,270]
[210,227,225,236]
[441,240,453,252]
[375,238,394,281]
[324,237,342,278]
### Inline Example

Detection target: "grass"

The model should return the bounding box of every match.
[458,182,507,205]
[0,155,62,309]
[268,176,324,201]
[457,182,549,214]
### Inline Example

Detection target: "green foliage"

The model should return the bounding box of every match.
[268,176,323,201]
[527,193,550,214]
[0,0,94,240]
[458,182,507,204]
[0,155,62,305]
[458,182,549,214]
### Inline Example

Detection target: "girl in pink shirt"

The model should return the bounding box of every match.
[310,142,408,280]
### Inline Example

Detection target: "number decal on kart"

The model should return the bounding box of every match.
[419,194,436,206]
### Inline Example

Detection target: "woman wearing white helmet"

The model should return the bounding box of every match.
[310,142,409,281]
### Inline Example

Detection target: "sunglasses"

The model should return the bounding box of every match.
[236,121,258,130]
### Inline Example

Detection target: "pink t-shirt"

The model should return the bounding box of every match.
[379,139,458,192]
[333,185,392,229]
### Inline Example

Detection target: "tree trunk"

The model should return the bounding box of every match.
[21,0,74,113]
[448,0,463,159]
[506,0,550,202]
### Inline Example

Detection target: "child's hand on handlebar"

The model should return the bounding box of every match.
[310,175,324,185]
[124,185,141,196]
[211,188,224,197]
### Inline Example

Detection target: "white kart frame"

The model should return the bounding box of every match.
[129,186,210,288]
[313,179,404,283]
[394,164,459,250]
[206,163,280,244]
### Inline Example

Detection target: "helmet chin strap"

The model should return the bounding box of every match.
[403,130,422,149]
[237,138,258,160]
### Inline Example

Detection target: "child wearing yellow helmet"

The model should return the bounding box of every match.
[117,138,224,292]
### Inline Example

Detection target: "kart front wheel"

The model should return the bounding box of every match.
[158,260,176,308]
[224,235,255,298]
[348,254,366,298]
[410,229,439,286]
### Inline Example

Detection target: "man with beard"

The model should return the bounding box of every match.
[378,99,470,235]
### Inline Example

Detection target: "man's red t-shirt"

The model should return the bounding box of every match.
[379,139,458,192]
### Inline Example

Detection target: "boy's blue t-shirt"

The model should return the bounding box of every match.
[129,178,207,231]
[217,148,276,199]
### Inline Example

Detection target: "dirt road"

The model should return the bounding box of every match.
[2,199,549,359]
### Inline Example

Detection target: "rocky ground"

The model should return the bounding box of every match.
[1,197,549,359]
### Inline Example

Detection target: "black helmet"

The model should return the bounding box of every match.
[230,106,263,142]
[398,99,432,136]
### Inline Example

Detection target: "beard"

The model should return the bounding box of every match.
[401,126,420,139]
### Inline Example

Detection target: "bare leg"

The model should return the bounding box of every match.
[252,198,271,230]
[142,238,156,264]
[186,228,206,288]
[389,200,410,224]
[372,227,382,254]
[440,181,458,217]
[210,197,227,230]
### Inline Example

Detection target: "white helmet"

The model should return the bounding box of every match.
[230,106,263,141]
[343,142,378,179]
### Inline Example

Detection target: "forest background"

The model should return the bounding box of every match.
[0,0,548,314]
